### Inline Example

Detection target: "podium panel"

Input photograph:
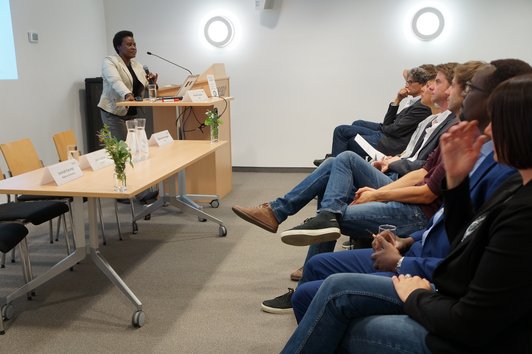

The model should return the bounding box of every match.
[119,64,232,199]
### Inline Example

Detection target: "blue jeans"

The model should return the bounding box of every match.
[270,151,393,224]
[281,273,431,354]
[302,151,427,266]
[270,151,426,265]
[295,248,394,322]
[332,120,383,157]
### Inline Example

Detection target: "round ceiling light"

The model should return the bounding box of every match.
[204,16,234,48]
[412,7,445,41]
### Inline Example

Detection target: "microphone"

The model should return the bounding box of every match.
[143,65,154,84]
[146,51,193,75]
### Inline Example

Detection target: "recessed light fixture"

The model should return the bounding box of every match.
[412,7,445,41]
[204,16,234,48]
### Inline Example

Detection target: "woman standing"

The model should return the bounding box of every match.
[280,73,532,353]
[98,30,157,140]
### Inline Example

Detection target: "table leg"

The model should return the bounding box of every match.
[86,198,144,326]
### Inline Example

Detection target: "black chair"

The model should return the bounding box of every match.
[0,201,70,269]
[0,223,29,335]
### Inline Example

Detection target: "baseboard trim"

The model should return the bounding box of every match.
[232,166,315,173]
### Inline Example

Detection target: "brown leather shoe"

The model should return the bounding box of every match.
[290,267,303,281]
[232,203,279,233]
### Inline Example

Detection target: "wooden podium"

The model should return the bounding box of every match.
[117,64,232,199]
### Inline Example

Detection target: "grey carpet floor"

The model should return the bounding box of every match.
[1,171,346,353]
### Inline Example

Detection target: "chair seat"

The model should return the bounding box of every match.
[0,201,69,225]
[17,194,73,202]
[0,223,29,253]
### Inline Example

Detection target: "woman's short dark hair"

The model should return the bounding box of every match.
[113,30,134,54]
[488,73,532,169]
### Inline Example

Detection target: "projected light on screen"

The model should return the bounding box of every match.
[0,0,18,80]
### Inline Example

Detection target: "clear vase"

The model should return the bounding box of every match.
[113,171,127,192]
[210,126,219,143]
[125,120,139,162]
[136,118,149,161]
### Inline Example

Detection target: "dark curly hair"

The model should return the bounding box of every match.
[485,59,532,93]
[113,30,134,54]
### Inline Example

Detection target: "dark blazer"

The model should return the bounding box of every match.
[388,113,459,177]
[404,174,532,354]
[377,100,432,156]
[400,152,516,279]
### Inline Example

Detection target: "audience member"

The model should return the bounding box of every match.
[313,65,438,165]
[288,59,524,320]
[280,61,532,354]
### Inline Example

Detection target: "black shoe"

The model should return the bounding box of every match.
[280,212,341,246]
[261,288,294,314]
[313,154,332,167]
[137,190,159,204]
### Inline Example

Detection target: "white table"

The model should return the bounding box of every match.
[0,140,228,330]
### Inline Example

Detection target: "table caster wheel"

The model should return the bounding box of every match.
[219,225,227,237]
[132,310,145,328]
[210,199,220,208]
[144,214,151,220]
[2,303,14,321]
[132,222,138,234]
[198,217,207,222]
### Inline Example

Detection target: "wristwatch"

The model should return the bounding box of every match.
[395,256,405,273]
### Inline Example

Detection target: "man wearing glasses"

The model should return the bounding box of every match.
[313,65,436,166]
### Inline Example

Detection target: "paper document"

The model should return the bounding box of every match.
[354,134,386,161]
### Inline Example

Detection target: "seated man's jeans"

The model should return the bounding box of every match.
[270,151,393,224]
[301,151,428,272]
[332,120,383,157]
[294,248,394,322]
[270,150,427,273]
[280,273,431,354]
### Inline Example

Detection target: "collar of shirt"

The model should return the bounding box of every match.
[470,140,494,175]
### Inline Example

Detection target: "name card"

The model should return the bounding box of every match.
[42,159,83,186]
[207,74,219,97]
[149,130,174,146]
[182,89,208,102]
[78,149,114,170]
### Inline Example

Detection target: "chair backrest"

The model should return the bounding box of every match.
[52,130,77,162]
[0,138,43,176]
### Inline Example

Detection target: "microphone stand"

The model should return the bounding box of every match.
[146,51,193,75]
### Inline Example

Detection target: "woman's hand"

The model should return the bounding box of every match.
[440,121,488,189]
[146,72,159,84]
[392,274,431,302]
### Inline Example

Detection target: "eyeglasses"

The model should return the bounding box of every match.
[464,81,488,95]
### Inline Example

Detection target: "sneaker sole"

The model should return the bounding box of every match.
[280,227,341,246]
[260,303,293,314]
[232,207,278,233]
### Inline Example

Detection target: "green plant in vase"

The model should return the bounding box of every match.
[97,124,133,192]
[205,108,223,142]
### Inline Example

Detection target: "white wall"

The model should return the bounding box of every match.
[0,0,107,173]
[2,0,532,170]
[102,0,532,167]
